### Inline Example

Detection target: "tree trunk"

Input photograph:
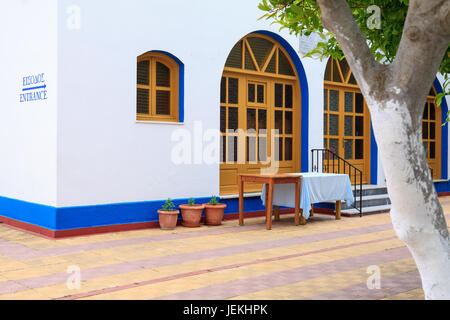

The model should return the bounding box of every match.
[315,0,450,300]
[368,98,450,300]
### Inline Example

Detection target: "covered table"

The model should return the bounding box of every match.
[261,172,354,222]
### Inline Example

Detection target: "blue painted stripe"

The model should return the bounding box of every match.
[434,181,450,194]
[56,196,271,230]
[56,197,208,230]
[312,202,335,210]
[0,196,57,230]
[253,30,310,172]
[0,195,267,231]
[221,196,267,215]
[0,192,275,231]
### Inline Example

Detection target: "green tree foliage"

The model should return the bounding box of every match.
[259,0,449,109]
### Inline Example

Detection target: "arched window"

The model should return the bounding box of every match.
[220,33,301,195]
[136,52,179,122]
[324,57,442,182]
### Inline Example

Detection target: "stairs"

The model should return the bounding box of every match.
[341,185,391,216]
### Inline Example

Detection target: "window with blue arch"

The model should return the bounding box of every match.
[136,51,184,122]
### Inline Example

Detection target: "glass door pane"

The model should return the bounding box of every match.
[246,80,267,166]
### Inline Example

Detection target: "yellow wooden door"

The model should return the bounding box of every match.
[323,85,371,184]
[220,73,300,194]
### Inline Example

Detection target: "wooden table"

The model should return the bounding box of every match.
[238,174,301,230]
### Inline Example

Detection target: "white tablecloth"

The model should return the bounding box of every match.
[261,172,354,219]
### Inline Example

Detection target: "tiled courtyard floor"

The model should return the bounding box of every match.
[0,198,449,300]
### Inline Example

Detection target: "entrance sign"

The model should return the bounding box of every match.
[20,73,48,103]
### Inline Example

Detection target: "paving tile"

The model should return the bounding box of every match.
[0,208,447,300]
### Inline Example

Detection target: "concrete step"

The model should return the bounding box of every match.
[342,185,391,216]
[353,185,388,197]
[342,204,391,216]
[343,194,391,210]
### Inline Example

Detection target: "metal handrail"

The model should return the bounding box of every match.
[311,149,363,217]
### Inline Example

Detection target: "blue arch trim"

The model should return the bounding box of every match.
[253,30,310,172]
[151,50,185,122]
[370,124,378,184]
[434,77,448,180]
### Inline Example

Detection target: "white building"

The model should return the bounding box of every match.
[0,0,448,238]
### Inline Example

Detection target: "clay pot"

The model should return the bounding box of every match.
[179,204,205,228]
[157,210,180,230]
[204,204,227,226]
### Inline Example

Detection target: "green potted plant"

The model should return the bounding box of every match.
[158,198,179,230]
[179,198,205,228]
[204,196,227,226]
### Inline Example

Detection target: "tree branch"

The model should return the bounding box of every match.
[392,0,450,112]
[316,0,384,95]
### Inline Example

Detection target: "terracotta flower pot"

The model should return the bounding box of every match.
[179,204,204,228]
[204,203,227,226]
[157,209,180,230]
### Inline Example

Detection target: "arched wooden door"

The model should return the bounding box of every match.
[323,58,372,184]
[220,34,301,195]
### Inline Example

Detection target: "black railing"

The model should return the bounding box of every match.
[311,149,363,217]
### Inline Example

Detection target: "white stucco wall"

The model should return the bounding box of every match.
[1,0,445,209]
[55,0,319,207]
[303,57,328,170]
[0,0,58,206]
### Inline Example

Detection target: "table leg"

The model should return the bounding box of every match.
[294,179,300,226]
[266,181,274,230]
[264,184,269,223]
[336,200,342,220]
[274,206,280,221]
[239,177,244,226]
[310,204,314,217]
